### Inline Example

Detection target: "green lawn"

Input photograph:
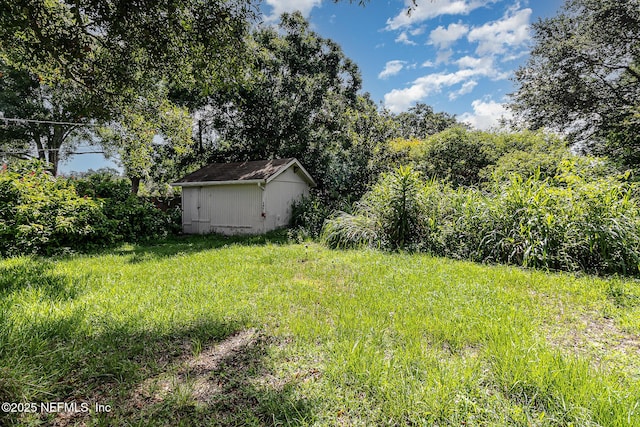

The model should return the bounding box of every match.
[1,233,639,426]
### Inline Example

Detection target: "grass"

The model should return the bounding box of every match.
[1,232,639,426]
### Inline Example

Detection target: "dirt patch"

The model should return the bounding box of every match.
[130,328,259,407]
[47,329,262,427]
[546,311,640,372]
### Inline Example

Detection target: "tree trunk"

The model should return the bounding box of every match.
[130,176,141,195]
[49,125,65,176]
[33,131,46,162]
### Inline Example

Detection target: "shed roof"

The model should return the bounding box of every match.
[172,158,316,187]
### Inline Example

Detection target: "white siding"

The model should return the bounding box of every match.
[181,184,264,235]
[264,167,310,229]
[207,184,263,235]
[181,187,200,234]
[180,164,311,235]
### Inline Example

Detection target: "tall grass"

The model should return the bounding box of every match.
[322,163,640,275]
[0,237,640,427]
[1,237,639,425]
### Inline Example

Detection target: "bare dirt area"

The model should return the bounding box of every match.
[46,328,311,426]
[130,328,260,407]
[547,311,640,374]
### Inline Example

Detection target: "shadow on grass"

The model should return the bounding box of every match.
[107,331,316,426]
[2,310,314,426]
[120,229,292,264]
[0,257,80,300]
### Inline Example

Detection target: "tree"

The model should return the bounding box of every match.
[0,61,101,175]
[0,0,256,101]
[0,1,410,102]
[1,1,254,177]
[202,12,363,193]
[510,0,640,168]
[98,93,193,194]
[392,103,457,139]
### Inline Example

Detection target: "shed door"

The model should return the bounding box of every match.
[182,188,199,234]
[182,187,211,234]
[195,188,211,234]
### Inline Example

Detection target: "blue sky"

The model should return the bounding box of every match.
[262,0,562,128]
[60,0,563,174]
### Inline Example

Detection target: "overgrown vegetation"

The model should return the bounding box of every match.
[0,236,638,425]
[0,161,179,256]
[323,158,640,276]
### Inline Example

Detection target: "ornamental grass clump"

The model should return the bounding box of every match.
[322,166,428,250]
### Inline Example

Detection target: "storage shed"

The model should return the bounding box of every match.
[172,158,315,235]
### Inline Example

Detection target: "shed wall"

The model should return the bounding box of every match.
[264,167,310,229]
[182,184,264,235]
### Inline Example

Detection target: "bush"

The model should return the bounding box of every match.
[0,160,111,256]
[0,162,181,257]
[72,172,181,242]
[290,192,355,240]
[383,129,574,188]
[72,172,131,201]
[322,166,428,251]
[290,194,332,239]
[322,164,640,275]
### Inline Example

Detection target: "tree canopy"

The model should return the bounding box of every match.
[510,0,640,168]
[0,0,256,100]
[200,12,364,192]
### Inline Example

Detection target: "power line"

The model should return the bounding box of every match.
[0,150,105,155]
[0,115,100,127]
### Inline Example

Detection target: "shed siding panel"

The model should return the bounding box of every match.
[265,167,310,228]
[207,184,263,235]
[181,187,199,234]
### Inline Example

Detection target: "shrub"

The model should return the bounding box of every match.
[72,172,131,201]
[322,164,640,276]
[0,160,111,256]
[0,162,181,257]
[290,194,333,239]
[72,172,180,242]
[322,166,427,250]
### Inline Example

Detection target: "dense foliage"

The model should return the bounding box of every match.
[0,0,256,98]
[0,161,108,256]
[72,172,182,242]
[511,0,640,170]
[383,128,571,187]
[0,161,179,256]
[323,162,640,276]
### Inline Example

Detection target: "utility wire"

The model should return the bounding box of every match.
[0,150,105,155]
[0,115,100,127]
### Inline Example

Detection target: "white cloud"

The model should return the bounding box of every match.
[422,60,435,68]
[455,55,509,79]
[467,7,532,55]
[378,60,407,79]
[460,99,513,129]
[383,55,508,112]
[264,0,322,20]
[436,49,454,64]
[410,26,427,36]
[428,22,469,49]
[384,68,480,112]
[448,80,478,100]
[395,32,417,46]
[386,0,498,30]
